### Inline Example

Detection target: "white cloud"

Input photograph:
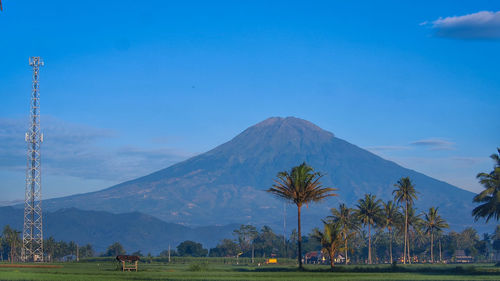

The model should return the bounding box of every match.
[365,145,410,152]
[426,11,500,39]
[410,138,455,151]
[0,117,191,181]
[451,157,485,166]
[367,138,455,152]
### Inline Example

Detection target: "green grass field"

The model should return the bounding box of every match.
[0,261,499,281]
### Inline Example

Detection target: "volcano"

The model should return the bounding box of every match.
[42,117,481,232]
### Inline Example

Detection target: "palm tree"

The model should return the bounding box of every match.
[2,225,21,263]
[45,237,56,262]
[381,201,400,264]
[312,221,343,269]
[329,203,358,264]
[355,193,382,264]
[473,148,500,222]
[393,177,418,264]
[405,206,424,263]
[435,229,445,262]
[267,162,337,268]
[233,225,258,262]
[423,207,449,263]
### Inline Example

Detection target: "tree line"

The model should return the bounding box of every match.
[0,229,94,262]
[191,223,500,266]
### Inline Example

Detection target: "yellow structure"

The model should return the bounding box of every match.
[266,258,277,264]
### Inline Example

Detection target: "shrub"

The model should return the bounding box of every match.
[188,262,209,271]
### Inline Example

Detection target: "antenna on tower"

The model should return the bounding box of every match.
[22,56,44,262]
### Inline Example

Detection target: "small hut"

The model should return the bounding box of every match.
[453,250,473,263]
[304,251,324,264]
[116,255,140,271]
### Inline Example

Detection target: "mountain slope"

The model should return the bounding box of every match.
[42,117,482,232]
[0,206,237,254]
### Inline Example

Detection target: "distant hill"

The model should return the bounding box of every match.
[40,117,488,233]
[0,206,237,254]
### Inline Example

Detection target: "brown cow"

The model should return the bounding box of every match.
[116,255,140,262]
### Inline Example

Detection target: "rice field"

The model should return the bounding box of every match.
[0,261,499,280]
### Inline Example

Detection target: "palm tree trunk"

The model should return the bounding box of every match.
[368,223,372,264]
[404,201,408,264]
[252,244,254,264]
[439,239,442,262]
[330,248,335,269]
[407,233,411,264]
[10,241,14,264]
[430,230,434,263]
[297,205,303,269]
[344,234,348,265]
[389,229,393,264]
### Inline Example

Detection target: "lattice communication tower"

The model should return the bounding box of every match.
[22,57,44,262]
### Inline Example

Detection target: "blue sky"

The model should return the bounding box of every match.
[0,0,499,202]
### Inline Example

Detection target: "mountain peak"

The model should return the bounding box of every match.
[242,116,334,140]
[254,117,332,136]
[191,117,338,173]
